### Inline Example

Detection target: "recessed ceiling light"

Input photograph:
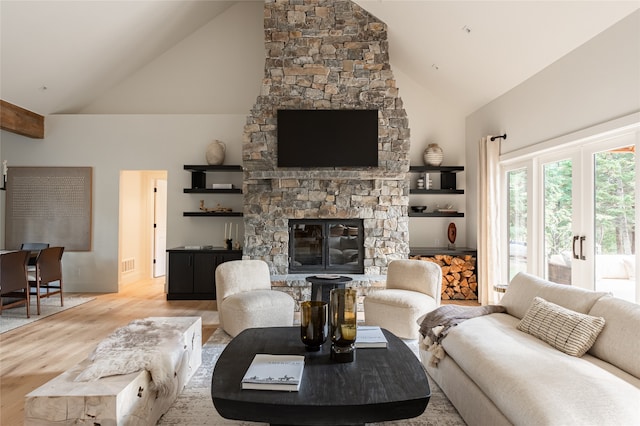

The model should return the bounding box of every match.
[432,64,439,71]
[39,86,48,91]
[462,25,471,34]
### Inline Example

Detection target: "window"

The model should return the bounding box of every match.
[507,167,528,281]
[500,122,638,303]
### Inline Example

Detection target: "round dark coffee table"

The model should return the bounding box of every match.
[305,275,353,304]
[211,326,430,425]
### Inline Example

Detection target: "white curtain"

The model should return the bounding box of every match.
[478,136,501,305]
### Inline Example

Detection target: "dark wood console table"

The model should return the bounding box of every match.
[166,246,241,300]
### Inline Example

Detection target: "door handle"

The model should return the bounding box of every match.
[572,236,580,259]
[579,236,586,260]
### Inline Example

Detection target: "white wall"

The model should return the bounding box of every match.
[2,115,246,292]
[0,2,263,292]
[80,1,265,114]
[393,68,468,247]
[465,11,640,248]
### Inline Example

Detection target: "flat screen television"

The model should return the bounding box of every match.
[277,109,378,167]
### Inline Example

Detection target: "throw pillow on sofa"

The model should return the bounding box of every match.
[517,297,605,357]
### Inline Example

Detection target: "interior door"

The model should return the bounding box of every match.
[153,179,167,278]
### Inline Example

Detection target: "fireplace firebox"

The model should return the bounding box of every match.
[289,219,364,274]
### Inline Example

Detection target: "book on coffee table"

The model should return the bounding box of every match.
[356,326,388,348]
[241,354,304,391]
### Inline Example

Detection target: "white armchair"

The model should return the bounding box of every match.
[215,259,295,337]
[364,259,442,339]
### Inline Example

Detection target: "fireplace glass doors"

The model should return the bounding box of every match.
[289,219,364,274]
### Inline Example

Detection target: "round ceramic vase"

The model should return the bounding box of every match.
[423,143,444,166]
[206,140,226,165]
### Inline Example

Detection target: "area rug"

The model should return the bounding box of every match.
[158,329,466,425]
[0,296,95,334]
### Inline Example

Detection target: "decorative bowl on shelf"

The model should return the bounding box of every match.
[411,206,427,213]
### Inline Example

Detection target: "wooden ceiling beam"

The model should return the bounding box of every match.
[0,100,44,139]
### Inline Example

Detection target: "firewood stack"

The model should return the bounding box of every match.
[410,254,478,300]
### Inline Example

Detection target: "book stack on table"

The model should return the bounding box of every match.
[241,354,304,392]
[356,326,388,348]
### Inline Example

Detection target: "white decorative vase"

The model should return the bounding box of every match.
[423,143,444,166]
[206,140,226,165]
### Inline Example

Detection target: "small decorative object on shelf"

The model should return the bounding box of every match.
[200,200,232,213]
[416,178,424,189]
[436,204,456,213]
[205,140,226,165]
[423,143,444,166]
[448,222,457,250]
[211,183,233,190]
[224,222,238,250]
[411,206,427,213]
[424,173,432,189]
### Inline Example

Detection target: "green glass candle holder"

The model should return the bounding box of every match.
[300,300,328,351]
[330,288,357,363]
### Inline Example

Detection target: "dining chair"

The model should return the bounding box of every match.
[28,246,64,315]
[20,242,50,267]
[20,243,50,250]
[0,250,31,318]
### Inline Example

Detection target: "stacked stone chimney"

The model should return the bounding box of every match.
[242,0,410,275]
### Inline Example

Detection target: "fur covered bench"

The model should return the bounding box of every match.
[24,317,201,425]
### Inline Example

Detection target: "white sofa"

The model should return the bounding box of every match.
[420,272,640,426]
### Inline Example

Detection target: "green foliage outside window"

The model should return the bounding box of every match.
[594,151,635,254]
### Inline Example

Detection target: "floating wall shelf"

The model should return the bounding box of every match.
[183,164,243,217]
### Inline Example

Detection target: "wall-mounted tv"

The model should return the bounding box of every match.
[277,109,378,168]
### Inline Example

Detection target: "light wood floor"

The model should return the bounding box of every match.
[0,277,218,426]
[0,279,478,425]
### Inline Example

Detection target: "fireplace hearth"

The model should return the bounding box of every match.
[289,219,364,274]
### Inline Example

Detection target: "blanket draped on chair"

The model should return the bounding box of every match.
[419,304,506,367]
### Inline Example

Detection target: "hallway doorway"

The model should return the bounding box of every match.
[118,170,168,289]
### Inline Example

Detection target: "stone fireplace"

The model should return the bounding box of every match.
[242,0,410,282]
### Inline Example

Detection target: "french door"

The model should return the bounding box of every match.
[503,129,638,303]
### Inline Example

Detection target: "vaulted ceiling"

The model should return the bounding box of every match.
[1,1,638,117]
